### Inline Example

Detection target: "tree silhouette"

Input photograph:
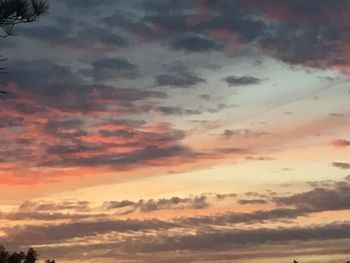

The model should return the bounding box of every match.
[0,0,48,94]
[2,244,350,263]
[0,245,9,263]
[0,0,49,37]
[8,251,24,263]
[23,248,37,263]
[0,246,51,263]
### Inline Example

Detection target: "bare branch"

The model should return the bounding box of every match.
[0,0,49,36]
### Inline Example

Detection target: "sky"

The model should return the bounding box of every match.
[1,0,350,262]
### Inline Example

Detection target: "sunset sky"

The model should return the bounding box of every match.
[1,0,350,262]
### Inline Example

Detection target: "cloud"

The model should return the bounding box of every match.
[123,222,350,253]
[214,147,250,155]
[16,0,350,72]
[198,94,211,101]
[37,123,196,171]
[3,4,350,262]
[41,145,194,169]
[223,76,263,86]
[331,139,350,148]
[222,129,266,139]
[18,26,73,45]
[274,181,350,212]
[0,200,106,221]
[4,58,166,115]
[102,0,350,72]
[169,33,222,52]
[238,199,267,205]
[1,211,101,221]
[75,28,130,48]
[6,59,81,90]
[141,0,190,14]
[19,24,130,57]
[0,115,25,128]
[44,117,84,133]
[154,106,201,116]
[105,195,209,214]
[177,208,304,227]
[1,202,342,254]
[79,57,140,81]
[154,68,205,89]
[19,200,91,212]
[61,0,116,9]
[246,156,275,161]
[4,183,350,259]
[1,218,175,246]
[333,162,350,170]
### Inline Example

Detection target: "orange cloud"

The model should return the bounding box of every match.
[331,139,350,148]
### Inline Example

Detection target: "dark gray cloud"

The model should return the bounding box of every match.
[5,57,165,112]
[214,147,250,155]
[28,217,350,258]
[1,218,175,245]
[223,129,252,139]
[223,76,263,86]
[20,24,130,49]
[35,120,194,171]
[14,0,350,70]
[178,208,304,227]
[7,59,80,90]
[215,193,238,200]
[124,222,350,253]
[101,11,155,40]
[40,144,193,169]
[4,182,350,259]
[0,200,105,221]
[44,118,84,134]
[37,121,192,170]
[46,143,101,155]
[154,60,205,88]
[80,57,140,81]
[155,73,204,88]
[0,116,25,128]
[238,199,268,205]
[18,25,72,45]
[106,195,209,214]
[92,57,136,70]
[107,0,350,70]
[61,0,117,9]
[333,162,350,170]
[155,106,201,116]
[141,0,191,14]
[170,34,222,53]
[75,28,129,48]
[98,129,135,139]
[1,203,345,254]
[275,181,350,212]
[155,72,205,88]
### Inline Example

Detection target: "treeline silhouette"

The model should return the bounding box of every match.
[2,246,350,263]
[0,245,55,263]
[294,261,350,263]
[0,0,49,37]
